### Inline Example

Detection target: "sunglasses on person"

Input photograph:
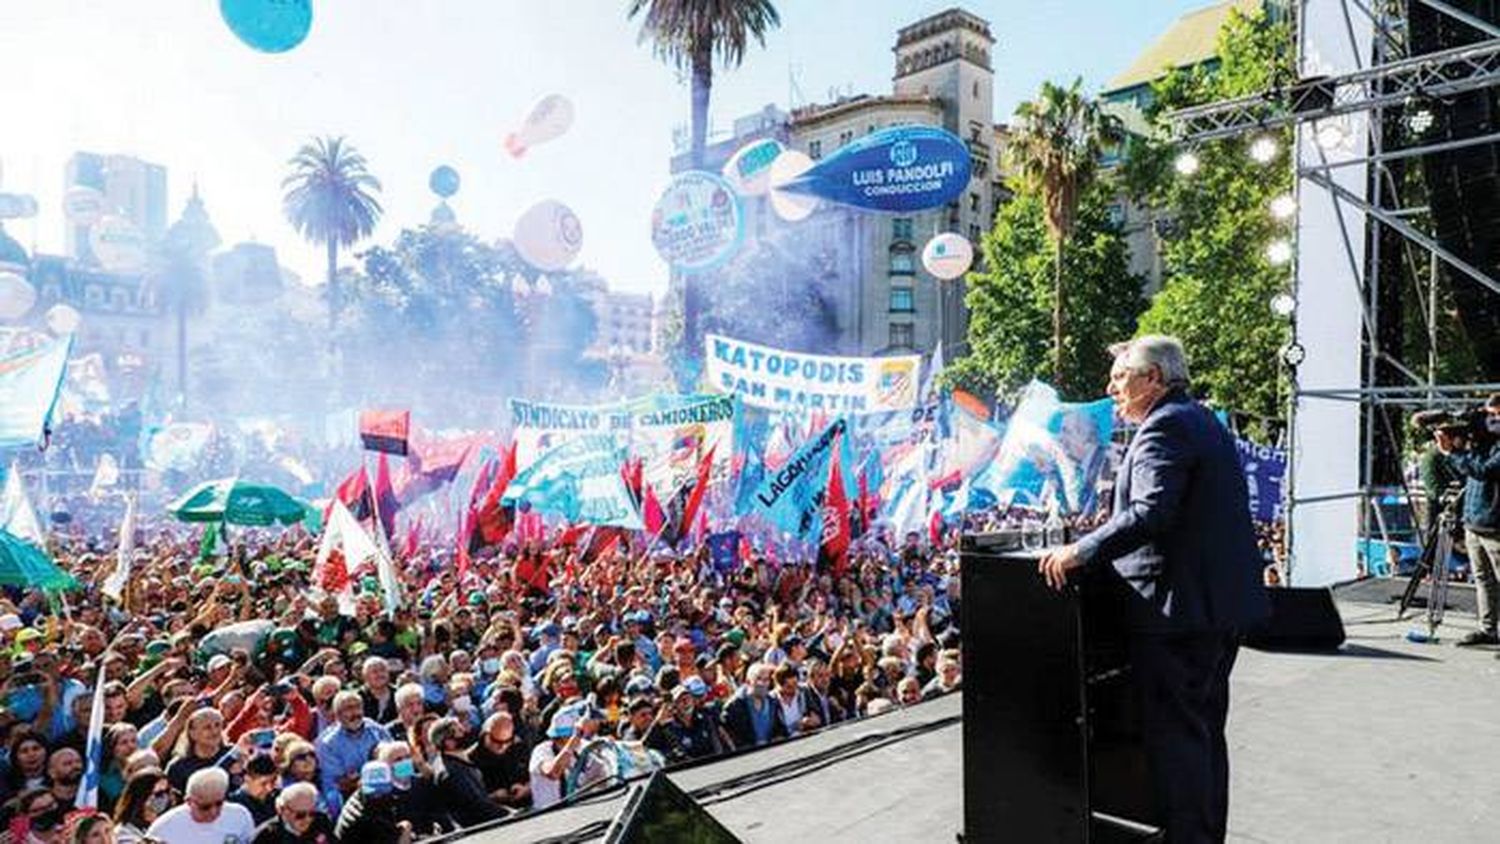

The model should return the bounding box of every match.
[288,808,316,821]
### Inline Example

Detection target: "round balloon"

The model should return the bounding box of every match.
[90,215,147,272]
[220,0,313,53]
[505,94,575,157]
[45,304,80,335]
[768,150,818,222]
[921,233,974,280]
[722,138,784,197]
[0,272,36,320]
[63,185,106,226]
[429,165,460,198]
[513,200,583,272]
[651,172,743,270]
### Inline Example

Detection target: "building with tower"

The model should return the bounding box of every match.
[668,7,1001,361]
[63,152,168,262]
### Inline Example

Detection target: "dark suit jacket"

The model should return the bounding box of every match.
[720,692,790,750]
[432,752,509,828]
[1076,390,1269,634]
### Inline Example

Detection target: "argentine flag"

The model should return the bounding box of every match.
[79,662,108,809]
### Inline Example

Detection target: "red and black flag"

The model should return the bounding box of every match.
[359,409,411,456]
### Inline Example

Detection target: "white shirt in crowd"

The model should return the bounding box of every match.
[146,802,256,844]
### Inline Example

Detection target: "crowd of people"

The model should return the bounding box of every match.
[0,508,963,843]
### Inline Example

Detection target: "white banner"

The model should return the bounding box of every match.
[704,333,920,414]
[630,394,738,496]
[508,399,632,470]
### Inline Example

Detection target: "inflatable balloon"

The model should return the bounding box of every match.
[513,200,583,272]
[90,215,147,272]
[63,185,106,226]
[219,0,313,53]
[722,138,784,197]
[199,619,276,658]
[45,304,80,336]
[768,150,818,222]
[429,165,460,198]
[921,232,974,280]
[651,172,743,270]
[0,272,36,320]
[778,125,972,213]
[505,94,574,158]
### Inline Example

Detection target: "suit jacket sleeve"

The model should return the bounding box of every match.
[1075,413,1191,568]
[1449,444,1500,481]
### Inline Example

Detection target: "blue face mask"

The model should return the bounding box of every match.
[391,759,415,783]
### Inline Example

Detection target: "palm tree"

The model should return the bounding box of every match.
[281,137,383,332]
[627,0,781,170]
[1007,79,1123,390]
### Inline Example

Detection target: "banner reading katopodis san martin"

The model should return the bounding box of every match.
[704,333,920,415]
[509,399,632,470]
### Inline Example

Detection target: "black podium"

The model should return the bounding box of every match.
[961,534,1159,843]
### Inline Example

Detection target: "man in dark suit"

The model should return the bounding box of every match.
[427,717,510,829]
[1040,335,1268,844]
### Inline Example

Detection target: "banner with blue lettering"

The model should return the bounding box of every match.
[501,434,643,529]
[747,418,845,542]
[705,333,919,414]
[777,126,972,213]
[1235,437,1287,522]
[976,382,1114,515]
[509,399,632,470]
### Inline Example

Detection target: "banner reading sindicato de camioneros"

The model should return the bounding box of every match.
[704,333,920,415]
[508,399,632,470]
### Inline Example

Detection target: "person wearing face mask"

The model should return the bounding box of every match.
[369,742,442,839]
[332,761,412,844]
[112,768,173,844]
[720,663,788,751]
[1435,394,1500,648]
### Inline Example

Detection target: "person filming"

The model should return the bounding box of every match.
[1433,394,1500,647]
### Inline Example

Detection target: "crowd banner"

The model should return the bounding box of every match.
[775,125,972,213]
[705,333,919,415]
[508,399,632,470]
[977,381,1114,515]
[501,434,644,529]
[0,336,72,449]
[747,418,846,543]
[1235,437,1287,523]
[630,393,738,498]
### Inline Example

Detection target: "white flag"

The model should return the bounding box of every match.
[0,462,43,546]
[79,662,108,809]
[102,492,137,603]
[88,454,120,499]
[316,500,379,588]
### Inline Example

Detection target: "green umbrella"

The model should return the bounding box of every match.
[168,477,310,527]
[0,530,78,592]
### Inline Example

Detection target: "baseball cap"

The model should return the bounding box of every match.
[624,675,654,697]
[547,706,580,739]
[627,695,655,713]
[206,654,231,673]
[682,676,709,698]
[360,760,394,796]
[15,628,42,645]
[0,614,21,633]
[538,622,561,638]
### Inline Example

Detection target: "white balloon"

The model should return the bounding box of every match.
[0,271,36,320]
[722,138,784,197]
[45,304,80,335]
[921,232,974,281]
[90,215,147,272]
[63,185,106,226]
[768,150,818,222]
[505,94,575,158]
[513,200,583,272]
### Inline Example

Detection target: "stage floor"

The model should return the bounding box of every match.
[453,598,1500,843]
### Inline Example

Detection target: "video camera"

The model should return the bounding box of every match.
[1412,405,1495,449]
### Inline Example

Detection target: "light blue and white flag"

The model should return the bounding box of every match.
[502,434,643,529]
[79,661,108,809]
[745,419,844,543]
[0,336,71,449]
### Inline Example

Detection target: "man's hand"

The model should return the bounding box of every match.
[1038,544,1083,591]
[1435,430,1458,454]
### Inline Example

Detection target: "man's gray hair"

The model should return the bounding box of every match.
[186,766,229,800]
[394,683,424,709]
[277,781,318,810]
[1111,335,1190,388]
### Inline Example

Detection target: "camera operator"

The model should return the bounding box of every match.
[1434,394,1500,647]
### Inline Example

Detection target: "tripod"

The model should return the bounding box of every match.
[1397,487,1464,635]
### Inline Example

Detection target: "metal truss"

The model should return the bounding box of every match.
[1166,38,1500,142]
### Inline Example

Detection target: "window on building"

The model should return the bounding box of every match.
[973,80,980,99]
[809,139,823,160]
[889,287,915,313]
[969,223,982,244]
[969,192,980,213]
[892,217,914,241]
[838,130,853,148]
[890,248,915,275]
[890,322,915,349]
[85,286,103,307]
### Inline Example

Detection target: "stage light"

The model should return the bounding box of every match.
[1281,341,1307,367]
[1173,150,1201,176]
[1266,239,1294,265]
[1270,194,1297,220]
[1249,135,1279,164]
[1315,121,1347,150]
[1270,293,1297,317]
[1406,108,1435,136]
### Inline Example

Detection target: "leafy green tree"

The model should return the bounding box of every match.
[949,184,1145,401]
[282,137,383,333]
[1123,7,1293,434]
[1006,79,1124,391]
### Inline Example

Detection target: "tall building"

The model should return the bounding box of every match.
[670,7,999,359]
[64,152,168,261]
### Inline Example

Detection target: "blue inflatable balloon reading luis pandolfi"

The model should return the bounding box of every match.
[777,125,972,213]
[220,0,313,54]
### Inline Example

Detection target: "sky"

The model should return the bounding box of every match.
[0,0,1219,297]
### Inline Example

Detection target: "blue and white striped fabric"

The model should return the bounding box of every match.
[78,663,108,810]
